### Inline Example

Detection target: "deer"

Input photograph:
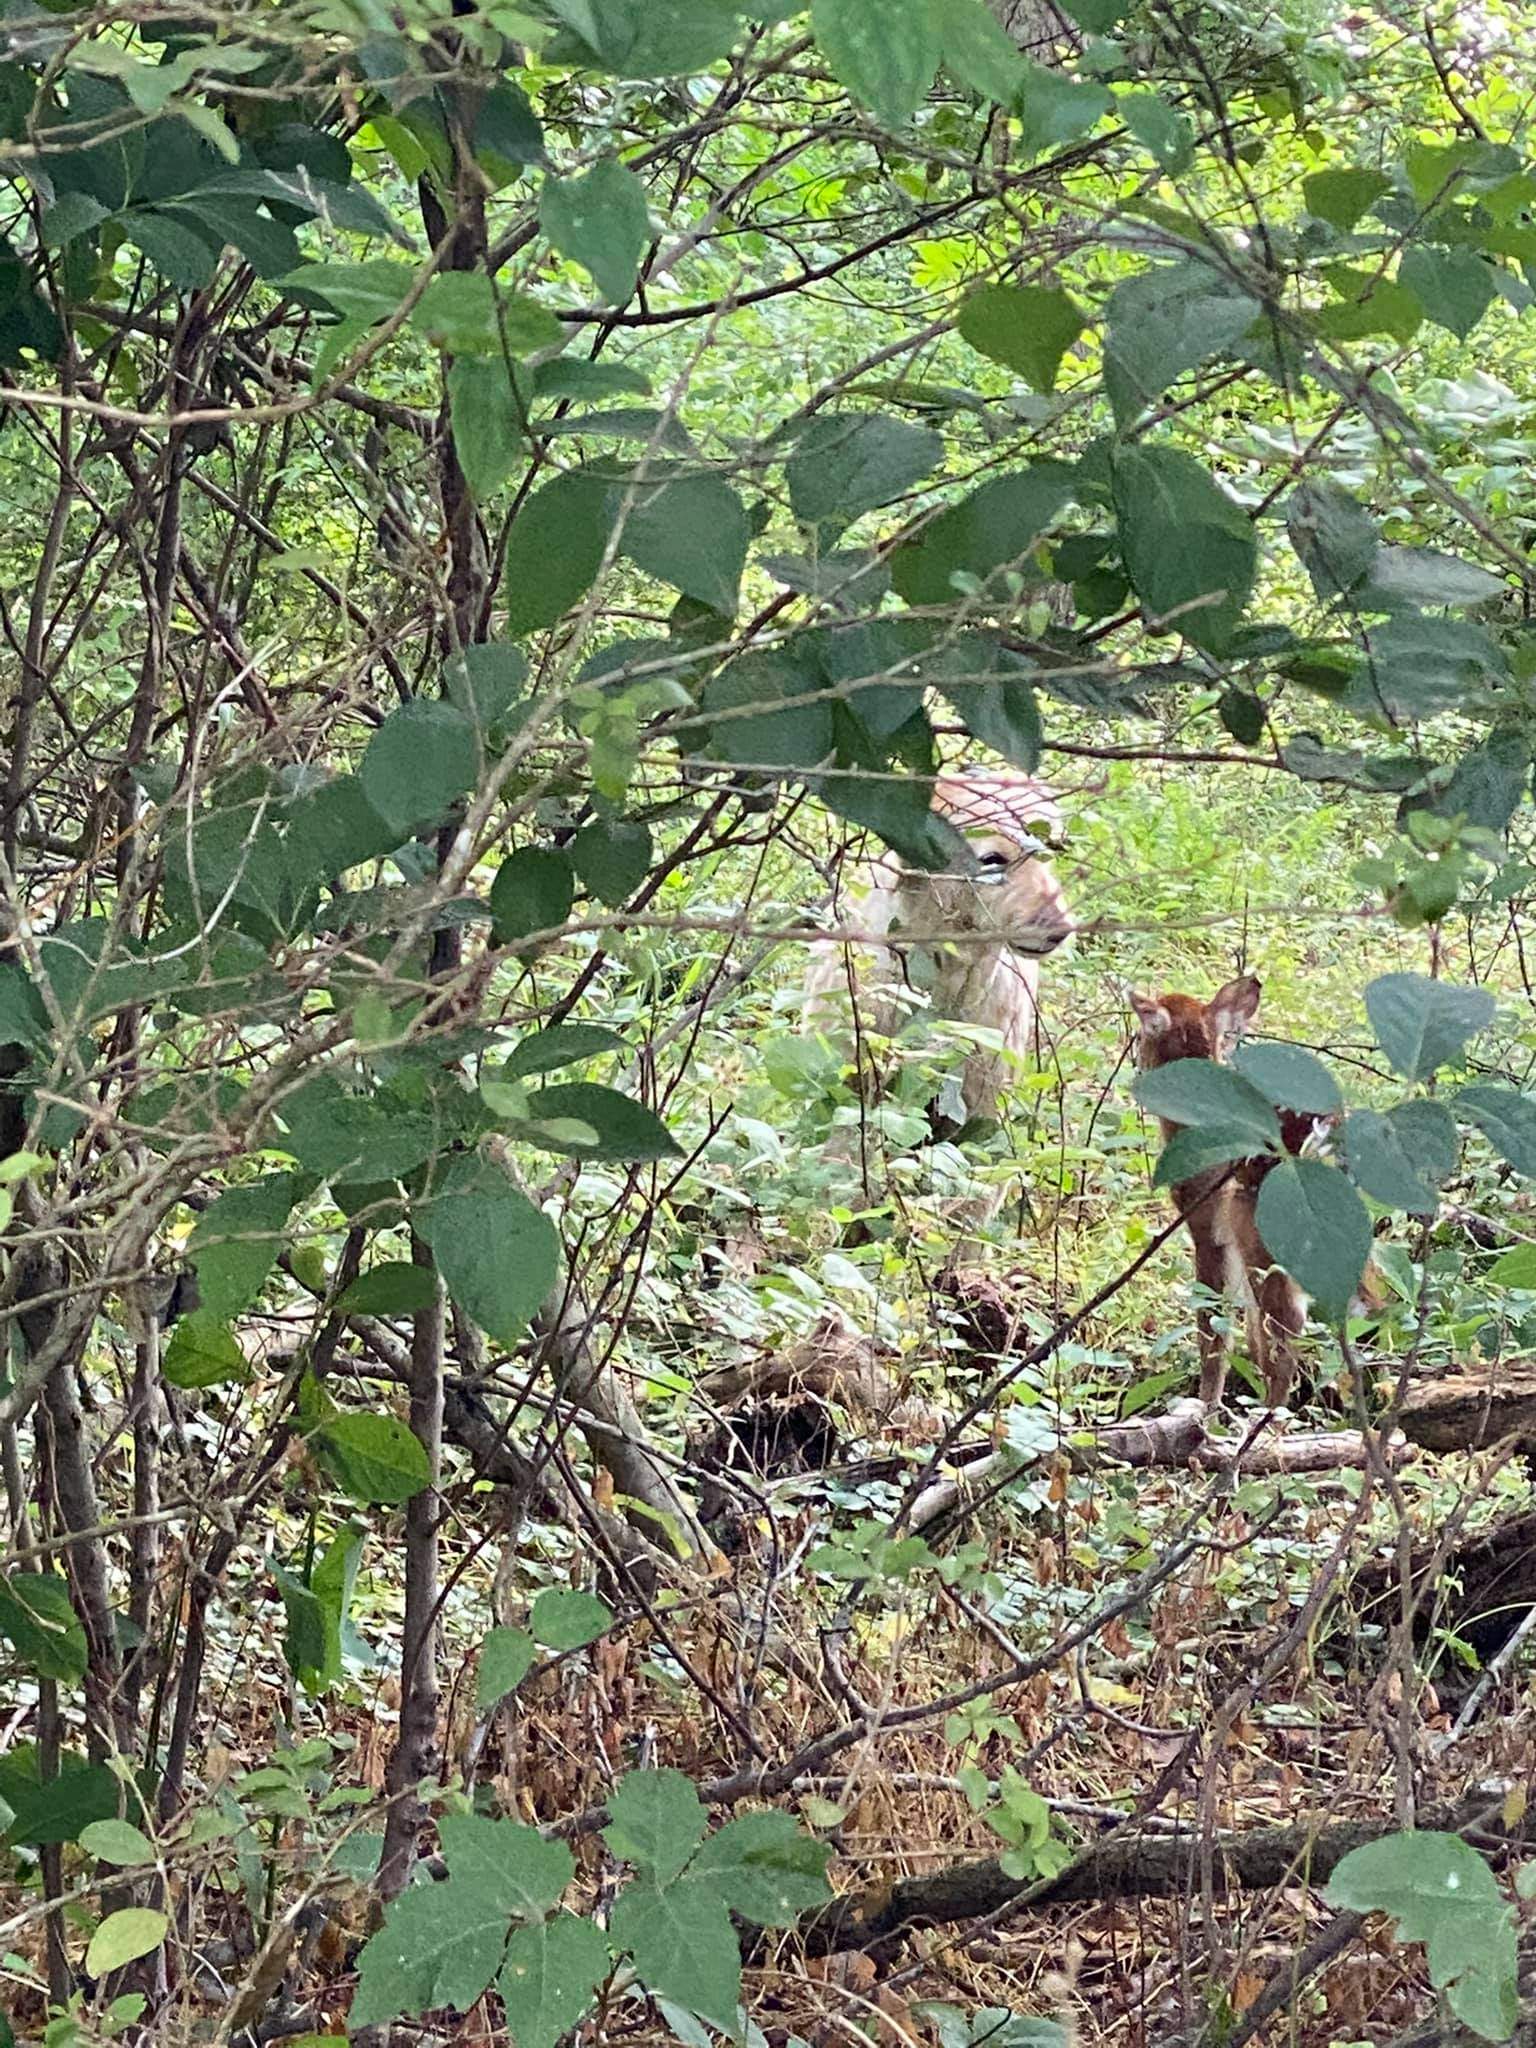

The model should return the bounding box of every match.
[1129,975,1323,1411]
[803,770,1075,1132]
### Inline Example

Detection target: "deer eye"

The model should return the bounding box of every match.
[976,849,1013,870]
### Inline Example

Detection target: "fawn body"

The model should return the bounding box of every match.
[1129,975,1321,1410]
[804,770,1075,1125]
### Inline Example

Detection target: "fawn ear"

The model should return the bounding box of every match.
[1209,975,1261,1040]
[1129,991,1170,1037]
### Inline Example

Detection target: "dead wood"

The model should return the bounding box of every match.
[793,1795,1508,1959]
[1351,1503,1536,1667]
[1398,1365,1536,1454]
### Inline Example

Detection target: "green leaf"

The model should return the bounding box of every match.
[79,1818,154,1867]
[534,358,653,402]
[1218,688,1265,745]
[1131,1059,1280,1144]
[273,1562,329,1688]
[449,357,524,502]
[285,774,403,881]
[889,463,1076,605]
[504,470,615,634]
[1152,1123,1268,1189]
[1365,973,1494,1081]
[502,1024,625,1080]
[279,259,415,322]
[0,1574,86,1684]
[163,1313,248,1392]
[1316,275,1424,344]
[704,649,833,772]
[1,1755,120,1848]
[530,1588,614,1650]
[936,641,1043,773]
[1326,1833,1517,2045]
[491,847,578,944]
[351,1813,571,2028]
[1419,731,1529,836]
[1287,480,1379,601]
[1118,90,1194,173]
[618,471,747,614]
[337,1263,440,1315]
[1112,443,1256,652]
[1457,1085,1536,1178]
[812,0,939,128]
[1015,59,1112,155]
[188,1174,294,1322]
[446,642,530,737]
[784,413,943,540]
[956,283,1086,394]
[414,1155,560,1346]
[545,0,744,76]
[315,1413,431,1505]
[604,1768,708,1881]
[541,156,650,303]
[86,1908,168,1977]
[519,1084,681,1163]
[477,1626,538,1709]
[1359,546,1505,609]
[569,817,653,905]
[934,0,1024,104]
[499,1914,612,2048]
[1352,615,1504,720]
[1254,1158,1372,1322]
[1231,1043,1342,1116]
[821,767,967,872]
[610,1876,740,2030]
[278,1078,442,1185]
[1399,246,1498,339]
[1489,1244,1536,1289]
[1303,166,1391,230]
[1344,1107,1448,1215]
[361,701,479,836]
[411,273,562,356]
[687,1811,833,1925]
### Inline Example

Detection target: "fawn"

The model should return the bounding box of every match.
[1129,975,1325,1410]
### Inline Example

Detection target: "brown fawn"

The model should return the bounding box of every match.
[1129,975,1327,1410]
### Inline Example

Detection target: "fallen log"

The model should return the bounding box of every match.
[1351,1504,1536,1668]
[1398,1366,1536,1455]
[793,1794,1508,1958]
[910,1402,1407,1533]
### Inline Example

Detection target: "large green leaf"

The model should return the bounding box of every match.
[1327,1834,1517,2044]
[163,1313,249,1392]
[890,464,1077,606]
[1365,973,1494,1081]
[361,701,479,836]
[491,847,577,944]
[1344,1106,1449,1215]
[1230,1043,1342,1116]
[1103,262,1257,423]
[337,1263,440,1314]
[502,1024,626,1080]
[1287,480,1379,602]
[188,1173,295,1322]
[477,1626,538,1710]
[1457,1085,1536,1178]
[0,1573,86,1684]
[414,1156,560,1345]
[1131,1059,1279,1144]
[932,636,1043,773]
[504,470,615,634]
[687,1810,833,1925]
[784,413,943,541]
[541,155,650,303]
[0,1752,119,1848]
[569,816,653,905]
[315,1413,431,1505]
[812,0,940,128]
[1015,58,1111,154]
[616,470,747,614]
[957,282,1086,395]
[933,0,1025,103]
[704,649,834,770]
[545,0,744,75]
[86,1908,168,1978]
[1254,1158,1372,1321]
[1151,1123,1269,1189]
[610,1877,740,2029]
[604,1769,708,1882]
[278,1077,443,1183]
[520,1084,681,1163]
[1399,246,1498,338]
[449,357,524,502]
[500,1914,612,2048]
[1112,444,1256,652]
[1353,616,1504,720]
[1303,166,1391,230]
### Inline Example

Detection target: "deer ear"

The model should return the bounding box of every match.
[1209,975,1261,1038]
[1129,991,1170,1036]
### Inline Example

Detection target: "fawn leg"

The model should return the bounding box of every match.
[1256,1266,1306,1409]
[1192,1230,1230,1407]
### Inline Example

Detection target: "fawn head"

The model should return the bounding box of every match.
[925,771,1075,959]
[1129,975,1261,1069]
